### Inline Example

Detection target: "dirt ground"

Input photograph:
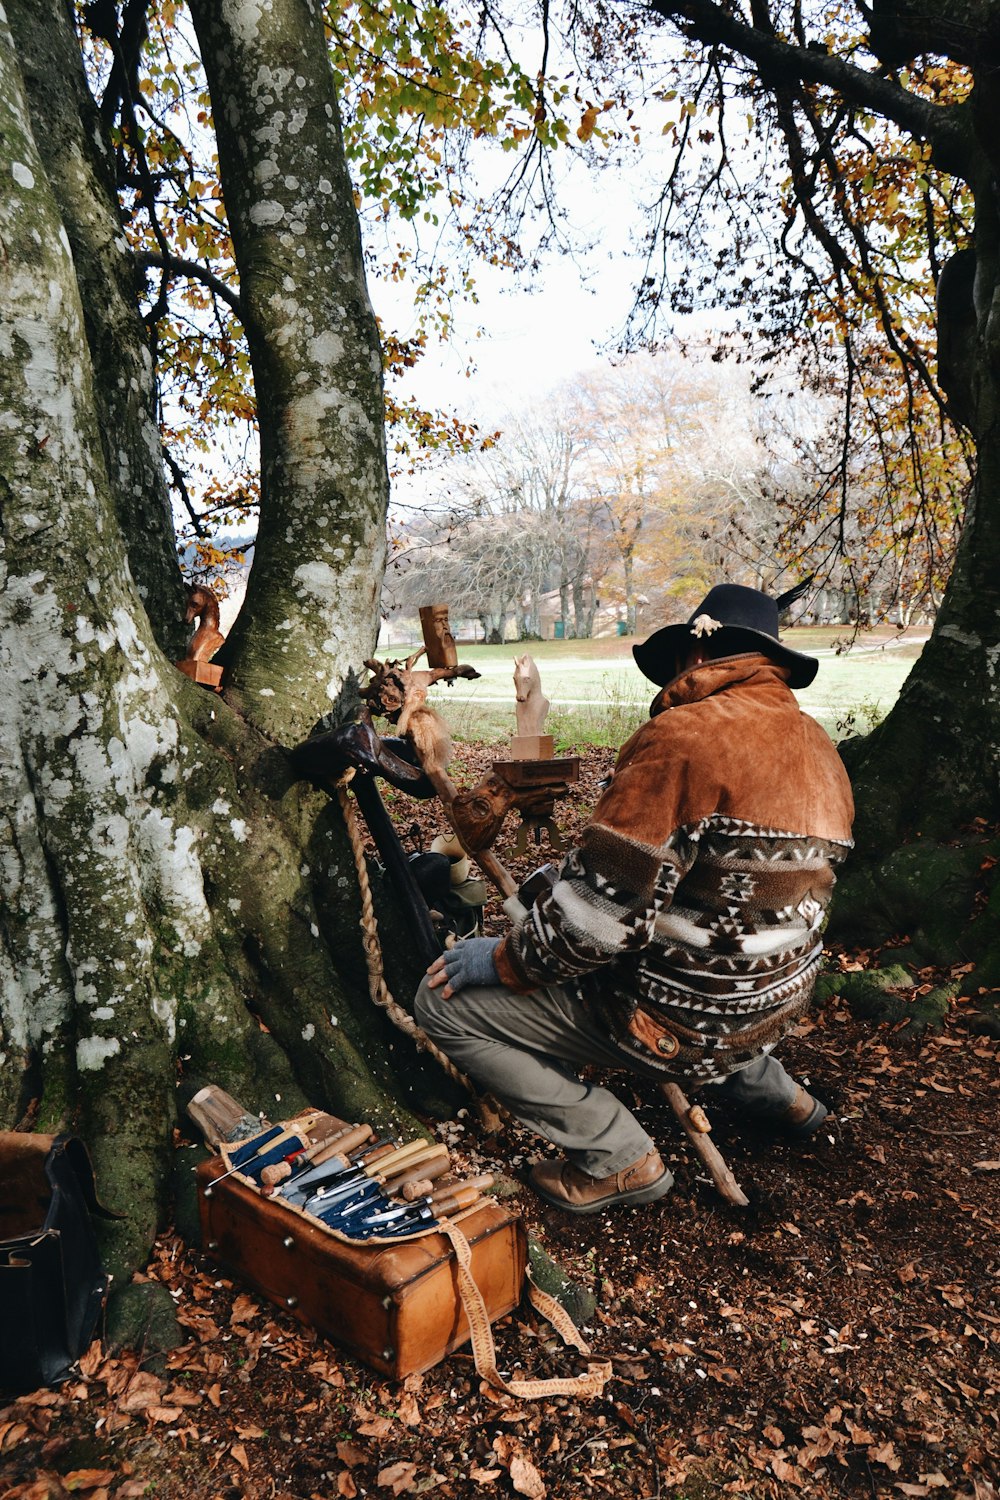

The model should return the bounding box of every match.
[1,744,997,1500]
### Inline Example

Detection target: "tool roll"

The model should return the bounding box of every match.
[197,1111,610,1397]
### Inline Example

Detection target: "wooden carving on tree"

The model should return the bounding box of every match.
[176,584,226,690]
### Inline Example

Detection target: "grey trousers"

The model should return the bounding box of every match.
[414,976,801,1178]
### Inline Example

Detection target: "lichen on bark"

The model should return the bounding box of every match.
[188,0,389,742]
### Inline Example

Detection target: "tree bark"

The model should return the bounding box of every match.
[189,0,388,743]
[7,0,187,656]
[0,5,443,1290]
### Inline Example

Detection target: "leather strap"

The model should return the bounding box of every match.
[439,1219,611,1401]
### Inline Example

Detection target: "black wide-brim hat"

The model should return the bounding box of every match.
[633,583,819,690]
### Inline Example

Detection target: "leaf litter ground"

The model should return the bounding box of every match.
[1,745,997,1500]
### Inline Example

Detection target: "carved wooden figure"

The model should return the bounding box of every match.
[512,653,553,760]
[176,583,226,690]
[419,604,459,669]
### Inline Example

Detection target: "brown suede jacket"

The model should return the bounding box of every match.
[494,654,855,1082]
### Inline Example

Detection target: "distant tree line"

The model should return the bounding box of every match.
[385,347,964,640]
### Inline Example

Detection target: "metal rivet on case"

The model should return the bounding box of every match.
[207,1240,219,1251]
[203,1186,213,1198]
[283,1236,295,1249]
[381,1347,394,1361]
[657,1035,678,1055]
[382,1295,393,1309]
[286,1295,298,1308]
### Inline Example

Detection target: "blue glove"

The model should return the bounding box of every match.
[438,936,501,994]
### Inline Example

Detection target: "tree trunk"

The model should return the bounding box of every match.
[0,4,447,1291]
[9,0,187,656]
[834,201,1000,982]
[188,0,388,743]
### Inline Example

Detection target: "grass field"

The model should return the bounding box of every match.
[414,625,924,746]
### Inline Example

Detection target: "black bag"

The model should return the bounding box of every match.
[0,1133,113,1393]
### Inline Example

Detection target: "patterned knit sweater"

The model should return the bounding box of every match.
[494,654,855,1082]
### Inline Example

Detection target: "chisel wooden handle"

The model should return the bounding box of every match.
[384,1151,451,1198]
[355,1142,397,1170]
[306,1122,374,1170]
[261,1120,371,1187]
[430,1173,494,1203]
[370,1143,446,1186]
[364,1138,436,1178]
[430,1185,485,1217]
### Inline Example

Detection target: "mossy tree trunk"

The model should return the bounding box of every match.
[189,0,388,744]
[834,123,1000,981]
[0,1,442,1288]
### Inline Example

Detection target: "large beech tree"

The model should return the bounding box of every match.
[0,0,446,1284]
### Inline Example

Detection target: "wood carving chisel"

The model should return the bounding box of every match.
[212,1113,325,1184]
[281,1136,439,1202]
[260,1121,373,1189]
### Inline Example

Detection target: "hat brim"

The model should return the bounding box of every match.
[632,624,818,690]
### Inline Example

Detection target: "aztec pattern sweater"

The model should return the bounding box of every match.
[494,655,855,1082]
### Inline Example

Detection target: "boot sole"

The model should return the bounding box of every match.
[530,1169,674,1215]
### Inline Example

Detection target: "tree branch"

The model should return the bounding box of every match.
[644,0,974,177]
[135,250,243,318]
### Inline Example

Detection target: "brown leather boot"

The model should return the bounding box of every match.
[529,1150,673,1215]
[780,1086,828,1138]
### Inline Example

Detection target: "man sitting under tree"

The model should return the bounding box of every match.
[416,585,855,1213]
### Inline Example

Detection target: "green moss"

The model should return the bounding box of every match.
[527,1235,597,1325]
[817,966,955,1034]
[105,1282,184,1363]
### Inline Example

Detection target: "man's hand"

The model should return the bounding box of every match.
[426,937,501,999]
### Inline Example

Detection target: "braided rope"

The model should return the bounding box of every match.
[335,780,476,1095]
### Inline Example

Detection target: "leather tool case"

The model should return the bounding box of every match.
[197,1156,526,1380]
[0,1133,113,1393]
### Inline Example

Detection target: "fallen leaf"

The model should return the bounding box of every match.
[377,1462,417,1494]
[395,1392,422,1428]
[336,1442,367,1467]
[468,1469,502,1484]
[146,1407,183,1424]
[64,1474,116,1492]
[230,1442,249,1472]
[508,1456,546,1500]
[230,1294,258,1324]
[872,1441,902,1471]
[78,1344,104,1380]
[118,1373,163,1414]
[770,1456,804,1486]
[337,1475,358,1499]
[357,1417,394,1439]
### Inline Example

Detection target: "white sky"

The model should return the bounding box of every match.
[371,113,681,431]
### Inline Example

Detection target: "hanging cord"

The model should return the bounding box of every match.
[335,777,476,1096]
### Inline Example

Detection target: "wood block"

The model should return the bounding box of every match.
[510,734,554,760]
[176,659,224,690]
